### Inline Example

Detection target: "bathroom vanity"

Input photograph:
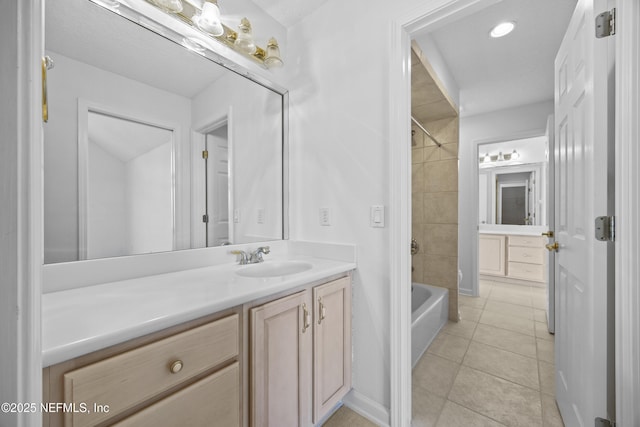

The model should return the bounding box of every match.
[479,229,547,283]
[41,242,356,427]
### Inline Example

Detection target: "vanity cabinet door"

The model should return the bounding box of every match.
[312,277,352,424]
[479,234,506,276]
[250,291,312,427]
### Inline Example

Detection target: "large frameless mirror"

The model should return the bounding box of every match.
[44,0,286,264]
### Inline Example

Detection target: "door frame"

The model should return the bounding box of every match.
[389,0,640,426]
[77,99,180,259]
[614,1,640,425]
[388,0,501,424]
[191,109,234,248]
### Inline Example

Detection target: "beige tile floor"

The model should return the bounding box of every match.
[323,279,565,427]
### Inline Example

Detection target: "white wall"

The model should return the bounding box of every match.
[43,52,191,263]
[458,100,553,294]
[191,71,283,245]
[284,0,431,419]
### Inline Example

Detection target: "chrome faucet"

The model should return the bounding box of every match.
[249,246,270,264]
[230,246,270,265]
[230,250,250,265]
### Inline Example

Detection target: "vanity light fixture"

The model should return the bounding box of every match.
[149,0,183,14]
[144,0,284,68]
[490,21,516,38]
[192,0,223,36]
[479,149,522,164]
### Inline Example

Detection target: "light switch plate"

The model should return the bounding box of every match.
[319,207,331,226]
[370,205,385,228]
[257,208,265,224]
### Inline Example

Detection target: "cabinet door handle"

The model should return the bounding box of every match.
[302,303,310,333]
[318,298,326,325]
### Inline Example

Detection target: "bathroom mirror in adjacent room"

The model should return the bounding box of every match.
[478,136,548,227]
[44,0,286,264]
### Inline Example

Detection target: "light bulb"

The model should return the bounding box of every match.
[264,37,283,68]
[193,1,224,36]
[149,0,183,14]
[484,153,490,163]
[234,17,256,54]
[512,149,520,160]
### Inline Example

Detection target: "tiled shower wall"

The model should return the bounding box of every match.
[412,116,459,321]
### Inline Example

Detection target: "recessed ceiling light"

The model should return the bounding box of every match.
[490,21,516,38]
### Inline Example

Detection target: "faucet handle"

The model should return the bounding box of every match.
[259,246,270,254]
[230,250,249,265]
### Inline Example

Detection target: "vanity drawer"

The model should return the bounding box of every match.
[509,246,544,264]
[63,314,238,427]
[113,362,240,427]
[509,235,543,248]
[508,262,544,282]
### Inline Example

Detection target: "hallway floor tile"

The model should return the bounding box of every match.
[323,279,564,427]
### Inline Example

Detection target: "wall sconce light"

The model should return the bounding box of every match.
[145,0,284,69]
[511,149,520,159]
[149,0,183,14]
[192,1,223,36]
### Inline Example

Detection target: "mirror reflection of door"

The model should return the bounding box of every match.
[499,184,528,225]
[204,124,231,246]
[84,111,174,259]
[496,172,534,225]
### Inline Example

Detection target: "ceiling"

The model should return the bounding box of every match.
[89,112,172,162]
[46,0,227,99]
[251,0,329,28]
[411,47,457,126]
[413,0,577,117]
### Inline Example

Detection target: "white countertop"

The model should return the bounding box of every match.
[42,254,356,367]
[478,224,547,236]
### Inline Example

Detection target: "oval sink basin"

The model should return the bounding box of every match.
[236,261,313,278]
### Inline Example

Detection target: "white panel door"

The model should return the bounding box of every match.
[554,0,614,425]
[206,126,230,246]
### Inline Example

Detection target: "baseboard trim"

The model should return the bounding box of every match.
[343,389,390,426]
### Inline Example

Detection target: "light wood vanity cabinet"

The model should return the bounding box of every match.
[43,275,352,427]
[479,233,545,283]
[507,235,545,282]
[250,276,352,426]
[43,309,242,427]
[478,234,506,276]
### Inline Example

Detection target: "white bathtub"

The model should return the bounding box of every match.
[411,283,449,368]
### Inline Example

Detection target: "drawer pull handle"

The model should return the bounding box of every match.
[169,360,184,374]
